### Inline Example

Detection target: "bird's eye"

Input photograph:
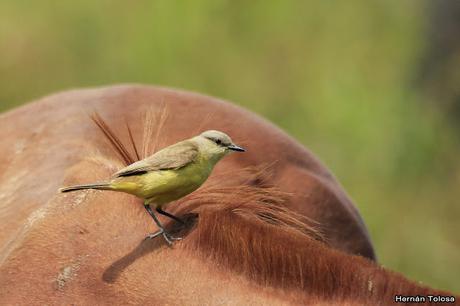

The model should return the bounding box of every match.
[215,139,222,145]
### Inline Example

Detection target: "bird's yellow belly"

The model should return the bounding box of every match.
[111,160,212,206]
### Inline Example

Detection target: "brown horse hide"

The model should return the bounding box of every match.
[0,85,375,259]
[0,84,408,305]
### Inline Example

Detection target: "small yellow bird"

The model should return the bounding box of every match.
[60,130,245,245]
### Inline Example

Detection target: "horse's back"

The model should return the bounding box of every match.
[0,85,376,305]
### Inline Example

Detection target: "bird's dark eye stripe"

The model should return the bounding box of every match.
[205,136,226,146]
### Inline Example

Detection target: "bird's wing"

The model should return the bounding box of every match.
[113,140,199,177]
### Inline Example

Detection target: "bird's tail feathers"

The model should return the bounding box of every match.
[59,182,112,193]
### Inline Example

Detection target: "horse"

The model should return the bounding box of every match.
[0,85,456,305]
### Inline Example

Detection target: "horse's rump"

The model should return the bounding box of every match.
[1,85,452,305]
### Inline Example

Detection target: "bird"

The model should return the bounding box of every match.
[60,130,245,245]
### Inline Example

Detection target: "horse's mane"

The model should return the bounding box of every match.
[176,186,454,304]
[91,109,455,304]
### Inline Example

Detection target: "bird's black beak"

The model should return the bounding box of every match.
[228,144,246,152]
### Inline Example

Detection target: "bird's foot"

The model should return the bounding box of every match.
[145,229,182,246]
[145,230,164,240]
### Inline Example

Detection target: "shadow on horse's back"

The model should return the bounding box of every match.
[0,85,454,305]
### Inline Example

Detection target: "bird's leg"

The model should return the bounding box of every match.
[144,205,172,245]
[144,204,181,245]
[156,207,185,224]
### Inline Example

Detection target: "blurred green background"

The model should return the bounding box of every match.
[0,0,459,293]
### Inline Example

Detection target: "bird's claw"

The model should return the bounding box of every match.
[145,229,182,246]
[145,230,164,240]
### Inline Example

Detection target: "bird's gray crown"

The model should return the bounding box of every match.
[200,130,233,147]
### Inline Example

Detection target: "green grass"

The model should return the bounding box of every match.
[0,0,458,293]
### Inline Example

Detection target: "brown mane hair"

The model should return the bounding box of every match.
[92,109,457,305]
[173,186,457,304]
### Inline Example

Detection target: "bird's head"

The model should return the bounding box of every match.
[198,130,245,159]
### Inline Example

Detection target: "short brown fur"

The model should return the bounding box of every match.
[0,85,456,305]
